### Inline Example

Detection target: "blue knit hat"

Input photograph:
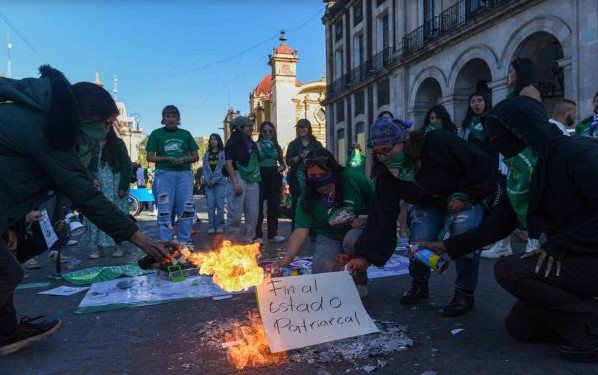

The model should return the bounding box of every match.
[370,117,411,146]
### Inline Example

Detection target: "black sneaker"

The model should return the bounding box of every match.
[0,316,63,355]
[441,290,475,317]
[400,283,429,305]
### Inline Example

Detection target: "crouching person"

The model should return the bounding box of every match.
[419,96,598,362]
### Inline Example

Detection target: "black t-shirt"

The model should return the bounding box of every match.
[208,151,219,172]
[224,133,256,169]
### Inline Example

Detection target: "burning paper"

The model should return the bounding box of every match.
[225,313,288,370]
[182,241,263,292]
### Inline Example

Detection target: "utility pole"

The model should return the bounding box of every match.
[7,33,12,78]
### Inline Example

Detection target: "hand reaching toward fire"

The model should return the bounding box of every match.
[128,230,175,263]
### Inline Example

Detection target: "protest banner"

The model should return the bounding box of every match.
[256,271,379,353]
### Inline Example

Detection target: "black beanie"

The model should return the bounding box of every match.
[71,81,118,120]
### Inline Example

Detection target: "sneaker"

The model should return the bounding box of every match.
[270,235,285,243]
[480,237,513,259]
[253,238,264,245]
[112,245,124,258]
[526,238,540,253]
[65,239,78,246]
[0,316,63,356]
[88,248,105,259]
[24,257,41,270]
[48,251,68,263]
[215,228,224,233]
[207,228,216,234]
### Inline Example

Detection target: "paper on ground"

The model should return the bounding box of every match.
[39,286,89,296]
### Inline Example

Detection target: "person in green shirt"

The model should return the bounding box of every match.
[574,91,598,137]
[276,148,374,297]
[146,105,199,244]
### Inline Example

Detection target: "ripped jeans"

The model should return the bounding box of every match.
[409,204,483,292]
[154,170,195,243]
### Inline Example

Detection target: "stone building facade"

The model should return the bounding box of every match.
[323,0,597,167]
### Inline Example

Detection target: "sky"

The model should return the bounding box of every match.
[0,0,327,138]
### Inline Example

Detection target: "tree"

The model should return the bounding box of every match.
[136,136,149,167]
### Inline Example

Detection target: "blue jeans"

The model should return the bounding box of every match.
[205,183,226,231]
[154,170,195,243]
[409,204,483,292]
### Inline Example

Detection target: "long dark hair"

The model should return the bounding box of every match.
[510,57,536,95]
[295,118,318,143]
[208,133,224,151]
[461,92,491,129]
[302,148,345,215]
[422,104,456,133]
[404,130,426,165]
[100,125,123,170]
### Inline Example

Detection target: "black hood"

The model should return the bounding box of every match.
[485,96,554,158]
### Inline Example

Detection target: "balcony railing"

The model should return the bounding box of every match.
[327,47,395,97]
[403,0,511,57]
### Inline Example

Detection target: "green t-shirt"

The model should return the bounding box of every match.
[294,169,374,240]
[146,127,199,171]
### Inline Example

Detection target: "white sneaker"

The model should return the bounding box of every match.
[480,237,513,258]
[112,245,124,258]
[253,238,264,245]
[48,251,68,263]
[66,239,78,246]
[216,228,224,233]
[270,235,285,243]
[25,257,41,270]
[526,238,540,253]
[207,228,216,234]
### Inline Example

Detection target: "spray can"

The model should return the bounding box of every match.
[138,245,181,270]
[409,244,449,274]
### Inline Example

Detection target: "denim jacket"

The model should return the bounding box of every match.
[202,150,227,185]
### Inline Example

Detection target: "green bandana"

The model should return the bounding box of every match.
[257,139,279,168]
[79,119,109,167]
[378,151,416,182]
[236,151,261,183]
[425,123,443,133]
[469,116,487,142]
[503,147,538,227]
[348,150,365,170]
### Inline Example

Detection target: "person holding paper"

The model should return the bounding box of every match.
[348,116,494,317]
[275,148,374,297]
[0,66,172,356]
[415,96,598,362]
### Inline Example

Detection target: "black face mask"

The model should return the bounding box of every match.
[484,118,526,159]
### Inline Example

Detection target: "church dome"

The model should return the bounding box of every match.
[254,74,273,95]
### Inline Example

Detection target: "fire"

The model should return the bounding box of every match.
[225,313,287,370]
[181,241,264,292]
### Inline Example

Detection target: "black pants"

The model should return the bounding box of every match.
[287,171,303,231]
[495,253,598,349]
[0,240,24,336]
[256,168,282,239]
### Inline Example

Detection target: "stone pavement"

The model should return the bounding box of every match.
[3,197,597,374]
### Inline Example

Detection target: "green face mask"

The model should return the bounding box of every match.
[469,116,487,142]
[425,122,443,133]
[79,119,109,167]
[503,147,538,227]
[378,151,416,182]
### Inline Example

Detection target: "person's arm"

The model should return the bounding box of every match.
[442,184,518,259]
[285,141,302,167]
[354,173,401,267]
[277,145,287,172]
[225,139,242,194]
[118,140,132,194]
[277,228,309,267]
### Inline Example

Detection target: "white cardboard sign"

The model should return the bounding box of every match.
[256,271,379,353]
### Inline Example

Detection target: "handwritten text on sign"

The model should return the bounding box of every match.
[256,271,379,353]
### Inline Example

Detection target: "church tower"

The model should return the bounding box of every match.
[269,30,300,148]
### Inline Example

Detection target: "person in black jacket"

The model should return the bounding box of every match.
[419,95,598,362]
[284,119,323,230]
[348,117,494,317]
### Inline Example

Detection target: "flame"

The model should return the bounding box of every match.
[225,313,287,370]
[181,241,264,292]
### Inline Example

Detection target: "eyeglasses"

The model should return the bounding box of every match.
[261,129,273,134]
[304,157,330,168]
[297,125,308,129]
[373,146,394,157]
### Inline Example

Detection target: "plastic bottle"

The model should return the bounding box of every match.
[409,244,449,274]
